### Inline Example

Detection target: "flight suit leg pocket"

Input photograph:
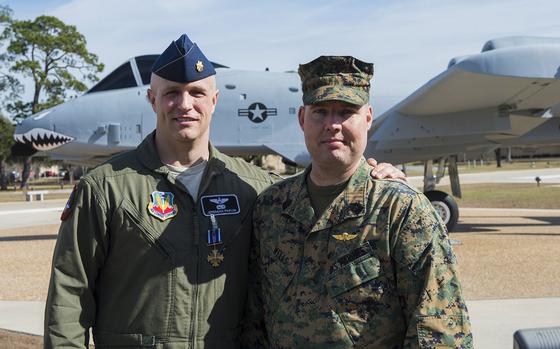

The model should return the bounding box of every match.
[93,332,156,348]
[417,314,472,349]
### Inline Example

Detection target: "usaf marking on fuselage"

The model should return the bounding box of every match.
[238,102,278,123]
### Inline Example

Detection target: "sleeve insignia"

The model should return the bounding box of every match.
[60,185,78,221]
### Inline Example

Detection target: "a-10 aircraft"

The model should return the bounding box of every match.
[12,36,560,231]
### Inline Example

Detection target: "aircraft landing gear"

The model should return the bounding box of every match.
[423,157,461,232]
[424,190,459,232]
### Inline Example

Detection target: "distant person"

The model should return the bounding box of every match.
[44,35,404,348]
[243,56,473,348]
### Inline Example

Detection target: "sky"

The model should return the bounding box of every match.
[3,0,560,99]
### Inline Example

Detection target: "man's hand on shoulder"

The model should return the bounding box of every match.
[367,158,407,181]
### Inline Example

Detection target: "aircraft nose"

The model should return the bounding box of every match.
[12,113,75,154]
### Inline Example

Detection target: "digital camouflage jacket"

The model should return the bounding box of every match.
[243,159,472,349]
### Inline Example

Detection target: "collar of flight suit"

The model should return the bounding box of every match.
[282,158,370,234]
[135,131,227,184]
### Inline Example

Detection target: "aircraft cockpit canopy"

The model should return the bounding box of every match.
[86,55,228,94]
[86,60,137,94]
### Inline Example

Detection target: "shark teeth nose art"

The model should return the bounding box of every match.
[13,128,75,151]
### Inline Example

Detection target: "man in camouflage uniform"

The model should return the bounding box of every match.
[243,56,473,348]
[44,35,404,348]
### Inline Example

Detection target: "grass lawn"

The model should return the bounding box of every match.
[436,183,560,209]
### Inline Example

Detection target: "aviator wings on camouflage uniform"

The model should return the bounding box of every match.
[243,159,473,348]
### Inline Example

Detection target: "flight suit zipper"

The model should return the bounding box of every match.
[189,206,200,349]
[188,164,219,348]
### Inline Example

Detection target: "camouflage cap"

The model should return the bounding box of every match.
[298,56,373,106]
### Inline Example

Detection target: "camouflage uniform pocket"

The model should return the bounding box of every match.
[325,255,380,297]
[324,256,384,344]
[417,314,473,348]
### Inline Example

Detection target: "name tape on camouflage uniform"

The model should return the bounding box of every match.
[201,194,240,216]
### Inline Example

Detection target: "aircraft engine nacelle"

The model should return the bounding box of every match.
[482,36,560,52]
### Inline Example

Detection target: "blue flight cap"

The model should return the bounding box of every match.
[151,34,216,83]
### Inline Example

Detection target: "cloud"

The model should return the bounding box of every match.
[30,0,560,98]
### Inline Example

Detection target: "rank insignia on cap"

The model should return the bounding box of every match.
[195,60,204,72]
[148,191,178,221]
[60,185,78,221]
[332,232,358,241]
[151,33,216,83]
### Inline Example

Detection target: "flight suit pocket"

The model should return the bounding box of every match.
[417,314,471,348]
[94,332,156,348]
[120,201,175,260]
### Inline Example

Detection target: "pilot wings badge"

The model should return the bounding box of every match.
[209,197,229,210]
[147,191,178,221]
[332,232,358,241]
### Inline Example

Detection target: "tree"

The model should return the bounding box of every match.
[0,5,22,108]
[0,116,14,190]
[0,13,104,187]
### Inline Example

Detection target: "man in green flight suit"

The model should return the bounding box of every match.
[44,35,404,348]
[243,56,473,348]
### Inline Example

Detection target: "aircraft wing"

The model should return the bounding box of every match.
[367,41,560,164]
[396,45,560,116]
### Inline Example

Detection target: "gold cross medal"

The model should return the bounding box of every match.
[207,249,224,267]
[207,214,224,267]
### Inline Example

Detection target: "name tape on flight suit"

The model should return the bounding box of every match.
[200,194,240,216]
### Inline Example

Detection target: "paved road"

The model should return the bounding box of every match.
[408,167,560,187]
[0,199,65,229]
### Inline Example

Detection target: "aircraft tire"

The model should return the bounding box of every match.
[424,190,459,232]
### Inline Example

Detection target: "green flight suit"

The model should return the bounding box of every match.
[244,159,472,348]
[44,132,278,349]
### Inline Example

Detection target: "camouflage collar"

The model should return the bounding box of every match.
[283,158,370,233]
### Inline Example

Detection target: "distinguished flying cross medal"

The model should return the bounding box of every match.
[147,191,178,221]
[207,214,224,267]
[195,60,204,72]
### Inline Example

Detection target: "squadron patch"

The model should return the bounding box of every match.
[60,185,78,221]
[147,191,178,221]
[201,194,240,216]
